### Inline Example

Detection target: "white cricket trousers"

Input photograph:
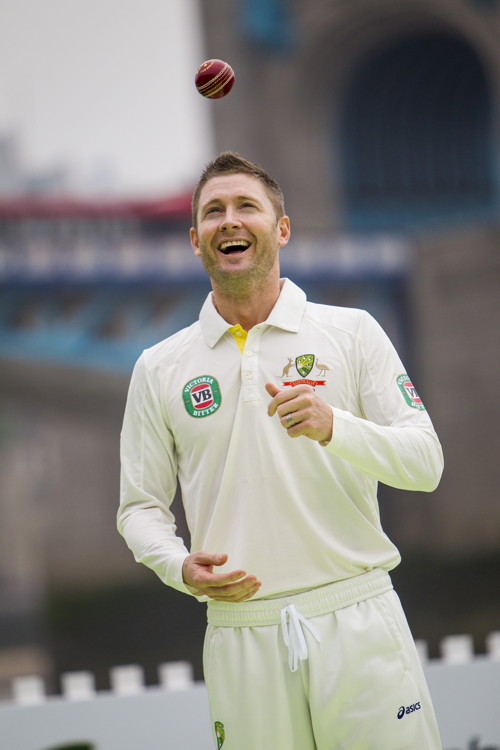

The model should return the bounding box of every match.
[204,569,442,750]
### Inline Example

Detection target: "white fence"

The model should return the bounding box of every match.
[0,634,499,750]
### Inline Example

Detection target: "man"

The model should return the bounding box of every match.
[118,152,444,749]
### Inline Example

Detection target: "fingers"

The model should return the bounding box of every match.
[202,575,262,602]
[195,551,228,568]
[266,382,313,418]
[266,382,333,443]
[280,409,303,432]
[265,382,281,398]
[265,382,281,414]
[182,551,262,602]
[266,381,300,416]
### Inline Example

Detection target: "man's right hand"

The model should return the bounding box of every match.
[182,552,261,602]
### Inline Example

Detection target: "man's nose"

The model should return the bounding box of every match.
[219,208,242,230]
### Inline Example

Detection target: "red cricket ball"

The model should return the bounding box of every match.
[195,59,235,99]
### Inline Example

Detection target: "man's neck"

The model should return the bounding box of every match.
[211,277,283,331]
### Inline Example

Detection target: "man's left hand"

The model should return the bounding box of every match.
[266,382,333,445]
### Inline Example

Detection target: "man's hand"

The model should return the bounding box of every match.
[182,552,261,602]
[266,382,333,445]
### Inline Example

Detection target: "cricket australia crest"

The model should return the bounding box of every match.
[279,353,330,387]
[295,354,315,378]
[214,721,225,749]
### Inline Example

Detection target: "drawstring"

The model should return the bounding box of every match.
[280,604,321,672]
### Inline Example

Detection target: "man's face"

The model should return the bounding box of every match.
[190,173,290,290]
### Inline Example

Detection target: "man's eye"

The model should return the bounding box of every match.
[205,206,221,215]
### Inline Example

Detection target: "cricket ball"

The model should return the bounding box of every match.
[195,59,235,99]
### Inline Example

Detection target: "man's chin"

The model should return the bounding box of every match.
[208,261,253,282]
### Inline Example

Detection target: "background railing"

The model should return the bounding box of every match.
[0,634,499,750]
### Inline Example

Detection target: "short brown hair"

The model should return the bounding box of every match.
[192,151,285,227]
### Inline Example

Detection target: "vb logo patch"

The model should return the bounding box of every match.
[214,721,225,749]
[397,374,425,411]
[183,375,221,418]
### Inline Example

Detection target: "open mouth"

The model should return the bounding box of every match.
[219,240,251,255]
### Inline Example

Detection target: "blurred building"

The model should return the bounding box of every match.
[201,0,500,554]
[0,134,23,196]
[0,0,499,691]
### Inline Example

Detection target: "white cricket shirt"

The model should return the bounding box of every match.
[118,279,443,599]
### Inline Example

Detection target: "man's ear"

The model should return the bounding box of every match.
[278,215,291,248]
[190,227,201,257]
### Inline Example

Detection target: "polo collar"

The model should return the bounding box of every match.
[199,278,307,348]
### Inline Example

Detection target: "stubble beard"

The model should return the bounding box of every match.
[200,240,279,299]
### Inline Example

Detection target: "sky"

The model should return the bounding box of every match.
[0,0,214,196]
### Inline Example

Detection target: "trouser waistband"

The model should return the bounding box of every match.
[207,569,393,627]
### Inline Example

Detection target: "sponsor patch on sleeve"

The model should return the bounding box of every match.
[396,374,426,411]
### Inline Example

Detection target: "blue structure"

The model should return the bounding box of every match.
[341,32,497,230]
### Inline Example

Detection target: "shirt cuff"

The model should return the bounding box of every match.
[321,407,346,452]
[167,552,198,597]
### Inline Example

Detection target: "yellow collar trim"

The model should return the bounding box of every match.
[228,324,247,354]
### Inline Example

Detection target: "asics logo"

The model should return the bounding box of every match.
[397,702,421,719]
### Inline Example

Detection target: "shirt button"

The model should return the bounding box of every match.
[245,372,253,379]
[246,350,254,357]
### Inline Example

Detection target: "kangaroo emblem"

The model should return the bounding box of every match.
[279,358,294,378]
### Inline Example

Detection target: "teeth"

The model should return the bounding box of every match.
[220,240,250,251]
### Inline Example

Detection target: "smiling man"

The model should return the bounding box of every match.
[190,158,291,328]
[118,152,444,750]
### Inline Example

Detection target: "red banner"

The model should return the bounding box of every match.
[282,379,326,387]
